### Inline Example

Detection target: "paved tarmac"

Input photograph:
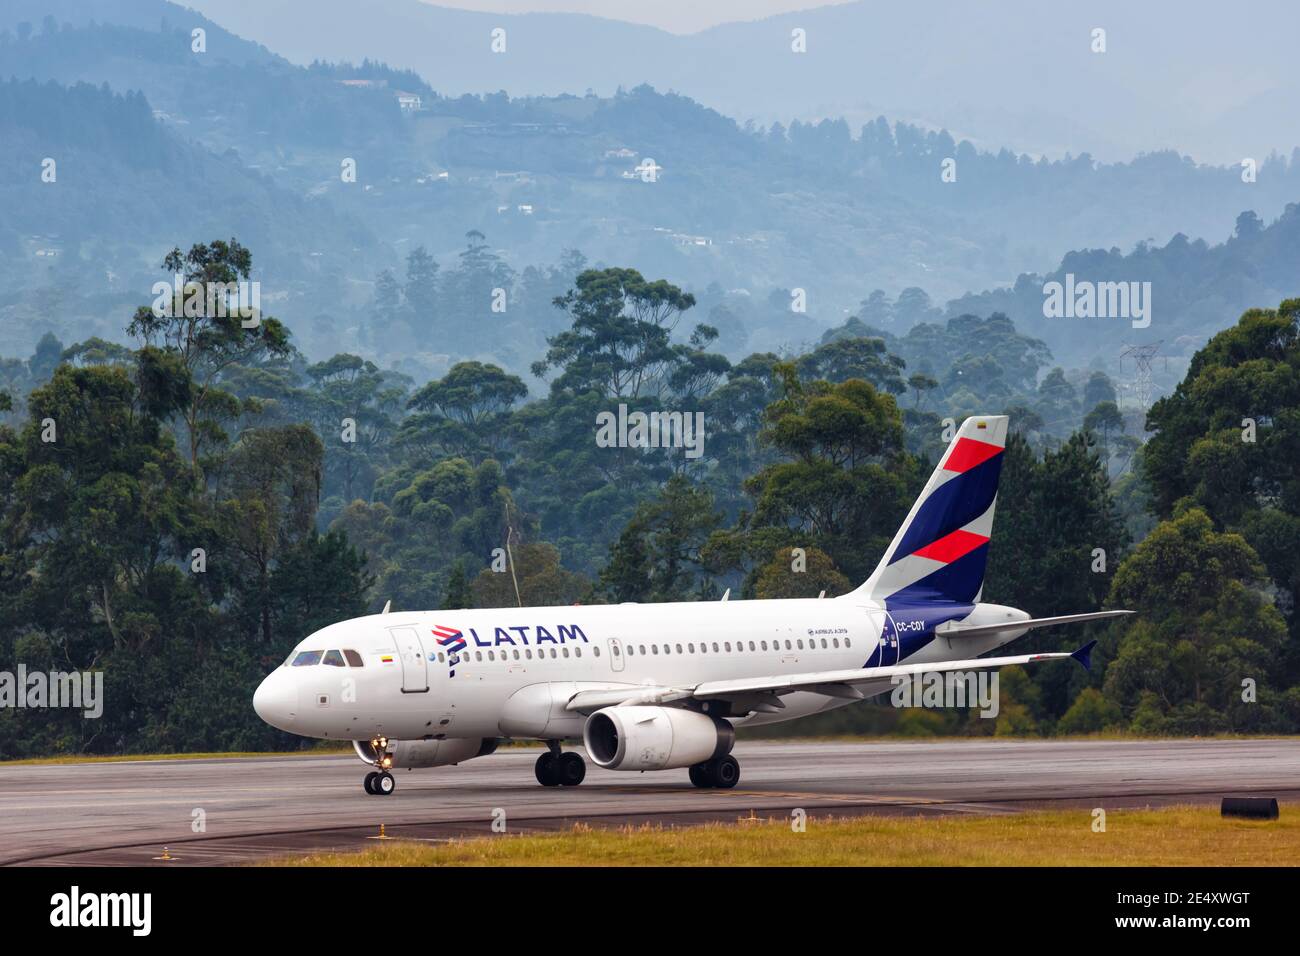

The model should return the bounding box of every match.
[2,739,1296,865]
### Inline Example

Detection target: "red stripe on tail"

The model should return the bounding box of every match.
[911,528,990,564]
[943,437,1002,473]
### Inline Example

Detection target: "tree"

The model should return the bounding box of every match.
[402,361,527,463]
[1142,299,1300,681]
[798,337,907,394]
[1102,507,1287,733]
[215,425,324,643]
[752,545,851,599]
[1057,688,1122,734]
[305,353,407,502]
[472,543,590,608]
[534,267,696,398]
[127,239,291,475]
[601,475,722,602]
[269,530,373,654]
[1083,400,1125,460]
[401,246,440,341]
[441,560,473,610]
[707,363,916,587]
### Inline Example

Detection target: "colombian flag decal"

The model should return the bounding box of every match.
[380,654,395,664]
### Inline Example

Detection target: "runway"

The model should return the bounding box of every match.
[2,739,1297,865]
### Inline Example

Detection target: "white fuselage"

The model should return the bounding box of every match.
[252,597,1026,743]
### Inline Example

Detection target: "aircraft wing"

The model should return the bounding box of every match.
[564,641,1096,714]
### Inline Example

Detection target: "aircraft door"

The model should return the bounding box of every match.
[389,626,429,693]
[608,638,626,672]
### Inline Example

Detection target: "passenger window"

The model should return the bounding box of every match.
[343,649,364,667]
[525,649,533,659]
[833,638,840,649]
[593,647,600,657]
[761,641,768,651]
[821,639,828,649]
[675,643,683,654]
[475,651,483,661]
[612,644,621,656]
[291,651,323,667]
[846,639,852,648]
[562,648,570,658]
[785,640,792,650]
[712,642,719,653]
[639,645,647,655]
[797,640,804,650]
[488,651,495,661]
[688,643,695,654]
[749,641,756,651]
[550,648,557,659]
[724,642,732,652]
[652,645,659,655]
[437,652,445,663]
[322,649,346,667]
[513,650,520,660]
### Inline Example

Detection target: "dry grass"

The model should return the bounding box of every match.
[267,804,1298,867]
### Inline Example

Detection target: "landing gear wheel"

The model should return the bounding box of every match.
[710,755,740,789]
[363,771,378,795]
[375,771,395,795]
[535,752,561,787]
[688,764,712,788]
[558,752,586,786]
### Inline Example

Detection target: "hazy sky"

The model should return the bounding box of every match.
[418,0,857,34]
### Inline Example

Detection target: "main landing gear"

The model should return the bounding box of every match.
[363,735,395,796]
[535,740,586,787]
[688,755,740,789]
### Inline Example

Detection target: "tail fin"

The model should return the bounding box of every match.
[848,415,1009,606]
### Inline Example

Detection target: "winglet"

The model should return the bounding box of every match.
[1071,639,1098,671]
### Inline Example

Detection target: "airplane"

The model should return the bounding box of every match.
[253,415,1129,795]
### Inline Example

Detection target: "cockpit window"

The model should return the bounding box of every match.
[343,649,363,667]
[291,650,323,667]
[322,649,346,667]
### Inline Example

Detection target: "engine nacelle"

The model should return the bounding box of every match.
[583,706,734,771]
[353,737,497,769]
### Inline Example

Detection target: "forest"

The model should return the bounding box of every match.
[1,238,1296,756]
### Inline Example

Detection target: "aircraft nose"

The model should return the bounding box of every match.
[253,670,298,730]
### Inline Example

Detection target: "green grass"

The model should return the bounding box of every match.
[266,804,1298,867]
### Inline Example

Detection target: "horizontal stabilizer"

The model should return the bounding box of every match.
[935,609,1132,639]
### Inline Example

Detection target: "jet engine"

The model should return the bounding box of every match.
[352,737,498,769]
[583,706,734,771]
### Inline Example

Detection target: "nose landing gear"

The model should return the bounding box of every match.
[363,735,396,795]
[535,740,586,787]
